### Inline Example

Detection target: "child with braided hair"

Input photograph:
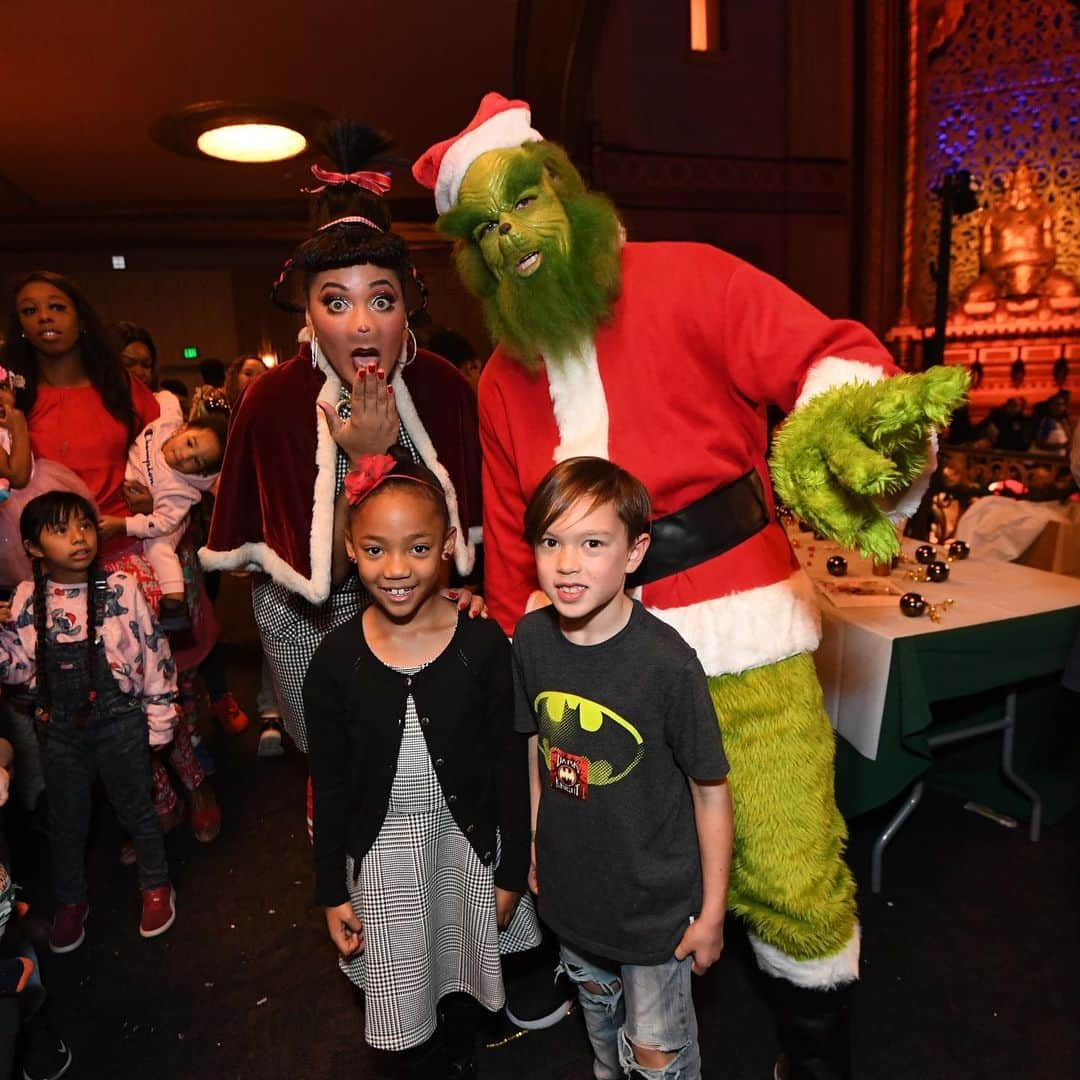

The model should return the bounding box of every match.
[0,491,178,952]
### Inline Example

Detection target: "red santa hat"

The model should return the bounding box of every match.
[412,92,543,214]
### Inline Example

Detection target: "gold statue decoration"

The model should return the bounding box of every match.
[959,163,1080,318]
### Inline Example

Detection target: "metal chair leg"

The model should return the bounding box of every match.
[999,691,1042,842]
[871,781,925,895]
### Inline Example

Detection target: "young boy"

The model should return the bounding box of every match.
[513,456,733,1080]
[99,412,229,633]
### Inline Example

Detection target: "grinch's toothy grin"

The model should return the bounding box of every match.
[515,251,542,277]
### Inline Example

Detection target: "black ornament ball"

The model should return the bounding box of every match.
[914,545,937,565]
[900,592,927,617]
[826,556,848,577]
[948,540,970,560]
[926,560,950,583]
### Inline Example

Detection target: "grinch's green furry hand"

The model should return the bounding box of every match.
[769,366,969,562]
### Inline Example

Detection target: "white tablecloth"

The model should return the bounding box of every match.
[789,529,1080,760]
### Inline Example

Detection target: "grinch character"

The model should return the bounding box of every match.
[414,94,966,1079]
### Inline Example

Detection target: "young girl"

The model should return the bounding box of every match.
[98,410,230,633]
[0,492,178,953]
[306,448,539,1077]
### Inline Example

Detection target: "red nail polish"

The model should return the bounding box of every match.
[377,368,384,380]
[367,362,377,373]
[448,591,459,600]
[387,386,394,395]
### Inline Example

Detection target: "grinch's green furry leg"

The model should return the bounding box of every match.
[710,653,859,986]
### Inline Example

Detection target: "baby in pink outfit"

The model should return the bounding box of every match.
[100,412,229,631]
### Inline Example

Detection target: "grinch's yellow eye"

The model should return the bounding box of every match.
[475,221,497,242]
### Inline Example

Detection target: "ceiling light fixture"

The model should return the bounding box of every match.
[197,123,307,163]
[151,100,331,164]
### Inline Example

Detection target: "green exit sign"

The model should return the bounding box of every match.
[182,346,199,360]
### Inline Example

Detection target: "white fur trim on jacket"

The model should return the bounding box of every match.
[545,345,610,462]
[794,355,888,410]
[199,341,341,606]
[436,108,542,214]
[644,570,822,677]
[749,925,860,989]
[390,367,476,578]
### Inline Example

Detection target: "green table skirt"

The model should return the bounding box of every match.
[835,607,1080,823]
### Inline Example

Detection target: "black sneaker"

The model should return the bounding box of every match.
[21,1008,73,1080]
[503,963,576,1031]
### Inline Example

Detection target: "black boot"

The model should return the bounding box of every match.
[764,977,854,1080]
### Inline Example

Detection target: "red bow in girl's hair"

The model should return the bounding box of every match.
[305,164,392,195]
[345,455,398,506]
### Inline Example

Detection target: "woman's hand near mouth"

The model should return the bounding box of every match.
[318,361,400,463]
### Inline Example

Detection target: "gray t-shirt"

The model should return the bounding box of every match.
[513,602,729,965]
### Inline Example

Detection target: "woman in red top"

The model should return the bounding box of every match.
[9,272,159,560]
[4,272,220,843]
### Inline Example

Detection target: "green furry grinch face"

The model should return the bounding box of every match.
[455,150,571,283]
[439,141,623,365]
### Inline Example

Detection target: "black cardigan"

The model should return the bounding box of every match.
[306,609,531,907]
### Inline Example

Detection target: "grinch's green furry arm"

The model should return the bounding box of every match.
[769,367,969,562]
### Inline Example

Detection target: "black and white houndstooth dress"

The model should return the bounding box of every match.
[340,662,541,1051]
[252,411,419,754]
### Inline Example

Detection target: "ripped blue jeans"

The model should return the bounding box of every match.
[559,943,701,1079]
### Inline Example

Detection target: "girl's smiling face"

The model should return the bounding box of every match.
[345,485,455,622]
[306,265,407,386]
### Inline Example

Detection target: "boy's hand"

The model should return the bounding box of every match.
[325,901,364,957]
[674,914,725,976]
[494,887,522,930]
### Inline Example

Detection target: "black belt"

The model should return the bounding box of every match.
[627,469,770,588]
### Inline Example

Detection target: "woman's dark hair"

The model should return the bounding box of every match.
[182,411,230,470]
[19,491,103,726]
[112,321,160,390]
[523,456,652,546]
[4,271,139,442]
[271,122,427,315]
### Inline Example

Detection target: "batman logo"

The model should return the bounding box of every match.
[534,690,645,786]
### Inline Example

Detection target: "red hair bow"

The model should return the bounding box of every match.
[345,454,398,506]
[305,164,392,196]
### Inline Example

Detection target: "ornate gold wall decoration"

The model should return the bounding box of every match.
[919,0,1080,321]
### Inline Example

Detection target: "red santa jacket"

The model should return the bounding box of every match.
[202,345,481,604]
[479,241,900,676]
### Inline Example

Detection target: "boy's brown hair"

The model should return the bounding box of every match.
[523,456,651,546]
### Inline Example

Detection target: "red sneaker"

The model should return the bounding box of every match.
[49,901,89,954]
[139,885,176,939]
[211,692,249,734]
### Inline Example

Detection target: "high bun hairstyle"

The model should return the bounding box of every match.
[271,122,427,316]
